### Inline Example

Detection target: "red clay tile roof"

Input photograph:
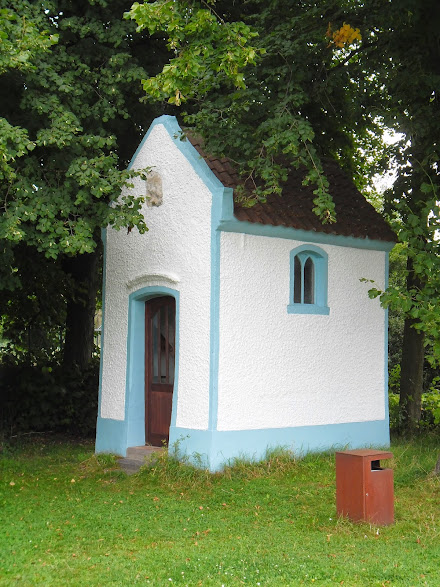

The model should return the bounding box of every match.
[187,134,396,243]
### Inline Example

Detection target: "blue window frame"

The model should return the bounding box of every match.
[287,244,330,315]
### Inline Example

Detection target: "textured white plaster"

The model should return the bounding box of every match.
[217,232,387,431]
[100,124,212,428]
[126,272,180,293]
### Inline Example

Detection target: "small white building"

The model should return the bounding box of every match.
[95,115,395,471]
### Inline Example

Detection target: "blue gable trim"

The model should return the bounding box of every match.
[129,115,224,193]
[136,116,394,252]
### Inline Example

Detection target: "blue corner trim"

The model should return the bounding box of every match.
[95,417,127,456]
[384,251,390,430]
[209,228,221,431]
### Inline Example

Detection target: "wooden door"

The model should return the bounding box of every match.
[145,296,175,445]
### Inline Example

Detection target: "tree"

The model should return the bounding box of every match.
[127,0,375,221]
[1,0,260,371]
[1,0,159,369]
[131,0,440,436]
[355,0,440,433]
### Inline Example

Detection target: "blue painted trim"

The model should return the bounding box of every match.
[171,419,390,472]
[125,286,180,450]
[208,228,221,431]
[383,251,391,440]
[128,115,226,435]
[95,417,127,456]
[208,189,235,432]
[287,304,330,315]
[132,116,394,252]
[219,217,394,252]
[129,115,224,193]
[287,244,330,315]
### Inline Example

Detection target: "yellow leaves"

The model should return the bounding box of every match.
[326,22,361,49]
[174,89,182,106]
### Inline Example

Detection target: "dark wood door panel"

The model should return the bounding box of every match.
[145,296,175,445]
[149,390,173,442]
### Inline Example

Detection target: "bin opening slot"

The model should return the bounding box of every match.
[371,460,382,471]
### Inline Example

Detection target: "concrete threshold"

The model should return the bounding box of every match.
[118,445,164,475]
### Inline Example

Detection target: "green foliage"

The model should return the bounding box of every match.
[131,0,440,376]
[422,377,440,428]
[389,376,440,432]
[131,0,376,221]
[0,1,57,185]
[0,0,162,288]
[0,0,166,373]
[388,392,401,432]
[0,359,99,437]
[127,0,261,105]
[0,245,68,362]
[0,2,57,75]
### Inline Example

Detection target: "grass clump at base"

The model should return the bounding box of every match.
[1,433,439,586]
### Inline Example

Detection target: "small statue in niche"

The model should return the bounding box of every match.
[146,170,163,207]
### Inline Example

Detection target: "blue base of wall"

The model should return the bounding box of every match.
[95,417,128,456]
[96,417,390,471]
[169,420,390,471]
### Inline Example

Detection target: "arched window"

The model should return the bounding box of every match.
[288,245,329,315]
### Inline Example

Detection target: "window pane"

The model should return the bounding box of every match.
[304,257,315,304]
[160,307,167,382]
[168,303,175,384]
[294,256,302,303]
[152,311,159,383]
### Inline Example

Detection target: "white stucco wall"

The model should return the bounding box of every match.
[100,123,212,429]
[217,232,387,431]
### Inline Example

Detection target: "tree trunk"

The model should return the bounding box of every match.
[434,453,440,476]
[399,258,425,435]
[62,239,102,371]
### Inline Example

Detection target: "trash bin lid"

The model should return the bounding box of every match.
[336,449,393,460]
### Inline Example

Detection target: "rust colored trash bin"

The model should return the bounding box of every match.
[335,449,394,525]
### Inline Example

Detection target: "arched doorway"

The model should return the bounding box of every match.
[145,296,176,445]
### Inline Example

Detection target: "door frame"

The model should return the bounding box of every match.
[125,285,180,450]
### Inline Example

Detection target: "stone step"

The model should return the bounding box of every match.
[118,445,164,475]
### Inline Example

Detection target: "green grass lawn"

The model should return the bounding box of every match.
[1,435,439,586]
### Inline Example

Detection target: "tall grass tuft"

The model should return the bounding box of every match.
[222,447,298,480]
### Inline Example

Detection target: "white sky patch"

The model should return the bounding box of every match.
[372,129,405,193]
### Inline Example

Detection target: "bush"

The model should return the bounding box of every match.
[0,358,99,438]
[389,377,440,432]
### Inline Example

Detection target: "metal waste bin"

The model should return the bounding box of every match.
[335,449,394,525]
